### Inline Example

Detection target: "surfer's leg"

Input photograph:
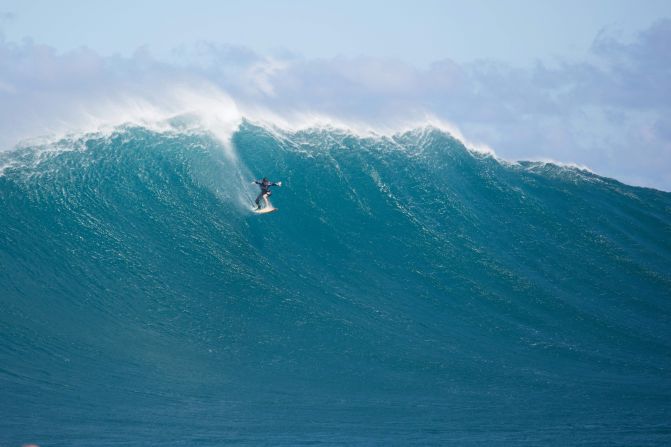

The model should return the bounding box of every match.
[255,193,262,207]
[263,193,270,207]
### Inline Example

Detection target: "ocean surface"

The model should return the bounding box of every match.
[1,121,670,446]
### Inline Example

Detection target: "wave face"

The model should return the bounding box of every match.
[1,122,671,446]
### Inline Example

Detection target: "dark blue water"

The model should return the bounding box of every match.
[1,122,670,445]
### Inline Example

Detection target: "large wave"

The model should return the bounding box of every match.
[1,120,670,445]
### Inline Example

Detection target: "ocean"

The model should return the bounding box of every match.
[1,120,670,445]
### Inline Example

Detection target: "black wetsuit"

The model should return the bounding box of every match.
[255,179,278,206]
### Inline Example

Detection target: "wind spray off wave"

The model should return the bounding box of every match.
[1,120,670,446]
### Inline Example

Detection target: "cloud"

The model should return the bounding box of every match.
[0,20,670,190]
[0,12,15,23]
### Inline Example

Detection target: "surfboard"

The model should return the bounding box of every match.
[252,207,278,214]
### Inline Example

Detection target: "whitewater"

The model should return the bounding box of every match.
[1,116,670,446]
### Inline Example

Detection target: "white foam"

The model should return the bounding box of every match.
[4,82,243,155]
[2,80,599,184]
[233,105,495,155]
[522,157,594,173]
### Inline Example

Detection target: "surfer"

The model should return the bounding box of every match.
[253,177,282,209]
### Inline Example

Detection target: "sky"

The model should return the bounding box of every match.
[2,0,669,66]
[1,1,671,189]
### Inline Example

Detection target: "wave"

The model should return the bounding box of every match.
[1,120,670,445]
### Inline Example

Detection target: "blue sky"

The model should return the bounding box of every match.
[1,1,671,189]
[3,0,669,65]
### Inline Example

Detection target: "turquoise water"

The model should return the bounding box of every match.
[1,122,670,445]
